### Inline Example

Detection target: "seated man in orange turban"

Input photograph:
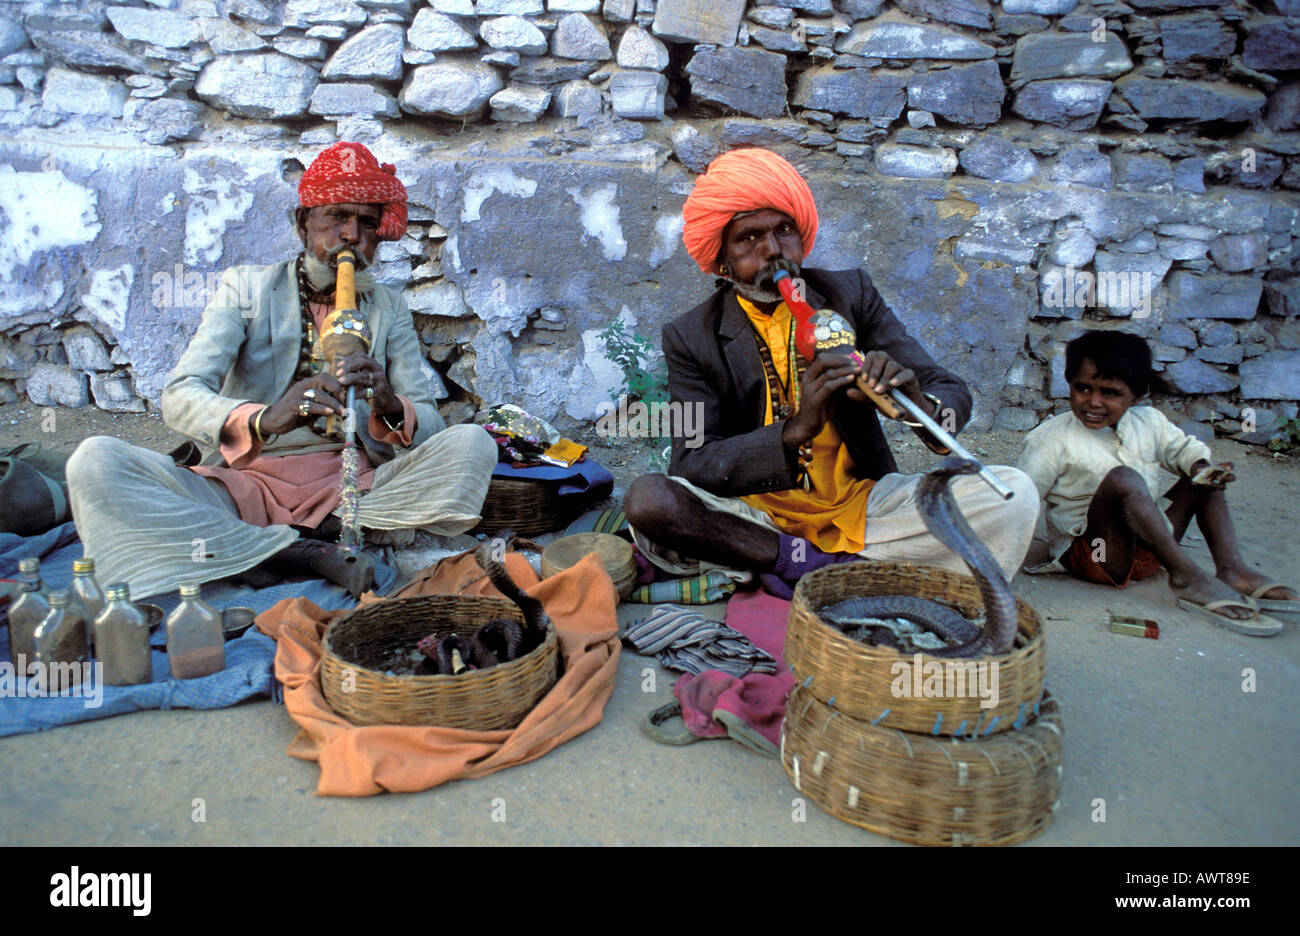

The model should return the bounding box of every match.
[65,142,497,600]
[624,148,1038,597]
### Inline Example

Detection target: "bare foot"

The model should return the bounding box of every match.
[1169,573,1254,619]
[1217,568,1298,602]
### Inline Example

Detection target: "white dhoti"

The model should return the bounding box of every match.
[66,424,497,599]
[632,466,1040,581]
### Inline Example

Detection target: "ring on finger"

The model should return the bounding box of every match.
[298,401,311,417]
[303,388,316,400]
[364,387,374,400]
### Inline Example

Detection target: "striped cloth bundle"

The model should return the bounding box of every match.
[623,604,778,677]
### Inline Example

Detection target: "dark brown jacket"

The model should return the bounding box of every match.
[663,268,972,498]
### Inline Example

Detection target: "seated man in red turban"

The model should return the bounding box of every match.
[624,147,1038,596]
[66,142,497,599]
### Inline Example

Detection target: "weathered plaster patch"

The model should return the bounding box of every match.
[79,264,134,334]
[0,165,100,283]
[460,167,538,223]
[648,212,683,269]
[567,182,627,262]
[183,165,257,267]
[933,194,979,221]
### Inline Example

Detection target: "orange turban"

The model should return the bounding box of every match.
[298,142,408,241]
[681,148,819,276]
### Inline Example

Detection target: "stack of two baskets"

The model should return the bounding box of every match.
[782,562,1064,846]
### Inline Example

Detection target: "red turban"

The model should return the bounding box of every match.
[681,148,819,276]
[298,141,408,241]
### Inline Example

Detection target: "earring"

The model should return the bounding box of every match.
[719,263,730,277]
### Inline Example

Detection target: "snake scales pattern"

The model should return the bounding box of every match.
[819,457,1019,658]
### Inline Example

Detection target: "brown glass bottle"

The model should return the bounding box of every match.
[71,557,105,651]
[94,583,153,686]
[166,583,225,679]
[33,590,89,692]
[8,558,49,675]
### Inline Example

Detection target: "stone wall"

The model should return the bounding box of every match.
[0,0,1297,442]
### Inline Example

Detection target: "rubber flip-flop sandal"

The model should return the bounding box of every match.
[1243,583,1300,615]
[712,708,779,759]
[1176,598,1283,637]
[641,700,706,746]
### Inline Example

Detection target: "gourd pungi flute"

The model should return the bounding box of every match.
[772,263,1013,501]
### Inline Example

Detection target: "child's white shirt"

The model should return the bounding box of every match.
[1015,405,1213,567]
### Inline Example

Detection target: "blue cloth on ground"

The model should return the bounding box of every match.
[0,522,368,736]
[0,625,277,738]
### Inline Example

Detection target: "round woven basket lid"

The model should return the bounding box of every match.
[542,532,635,594]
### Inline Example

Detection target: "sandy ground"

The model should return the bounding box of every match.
[1,403,1297,846]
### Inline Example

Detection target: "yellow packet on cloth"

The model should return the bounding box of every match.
[539,439,587,468]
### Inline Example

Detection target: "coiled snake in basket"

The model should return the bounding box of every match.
[819,457,1018,658]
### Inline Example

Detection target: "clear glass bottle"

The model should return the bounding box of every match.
[33,590,89,692]
[8,557,49,675]
[165,583,225,679]
[71,557,105,651]
[94,583,153,686]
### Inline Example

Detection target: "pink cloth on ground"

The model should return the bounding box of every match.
[672,588,796,748]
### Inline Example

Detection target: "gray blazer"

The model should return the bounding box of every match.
[161,259,443,463]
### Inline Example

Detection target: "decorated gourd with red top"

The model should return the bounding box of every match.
[774,269,866,367]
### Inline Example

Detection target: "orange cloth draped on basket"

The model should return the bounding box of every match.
[254,549,620,796]
[737,296,874,555]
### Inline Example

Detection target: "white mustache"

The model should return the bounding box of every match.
[302,251,376,293]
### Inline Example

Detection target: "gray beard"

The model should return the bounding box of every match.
[731,279,785,305]
[302,251,375,295]
[724,258,797,306]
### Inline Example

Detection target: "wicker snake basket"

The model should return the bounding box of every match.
[473,477,584,538]
[321,593,559,729]
[787,561,1046,737]
[782,685,1064,846]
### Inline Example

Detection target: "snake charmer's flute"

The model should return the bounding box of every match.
[772,266,1013,501]
[315,248,373,548]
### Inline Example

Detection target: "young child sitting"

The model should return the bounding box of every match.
[1016,330,1296,637]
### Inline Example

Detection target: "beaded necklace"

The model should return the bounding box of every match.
[294,253,331,382]
[751,316,814,491]
[751,317,804,419]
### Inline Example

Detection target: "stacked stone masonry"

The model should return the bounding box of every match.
[0,0,1297,444]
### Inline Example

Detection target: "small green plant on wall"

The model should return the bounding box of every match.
[600,319,671,471]
[601,319,668,405]
[1268,417,1300,455]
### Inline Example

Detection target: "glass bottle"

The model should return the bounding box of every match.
[33,590,89,692]
[94,583,153,686]
[165,583,225,679]
[7,558,49,675]
[72,557,105,651]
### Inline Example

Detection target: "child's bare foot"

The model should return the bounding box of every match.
[1217,568,1298,602]
[1169,573,1255,619]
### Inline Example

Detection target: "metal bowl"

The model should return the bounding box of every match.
[137,603,165,632]
[221,607,256,640]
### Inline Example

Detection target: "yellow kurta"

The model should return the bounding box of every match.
[737,296,874,553]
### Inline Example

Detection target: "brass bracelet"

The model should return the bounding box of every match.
[902,393,943,428]
[253,406,273,444]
